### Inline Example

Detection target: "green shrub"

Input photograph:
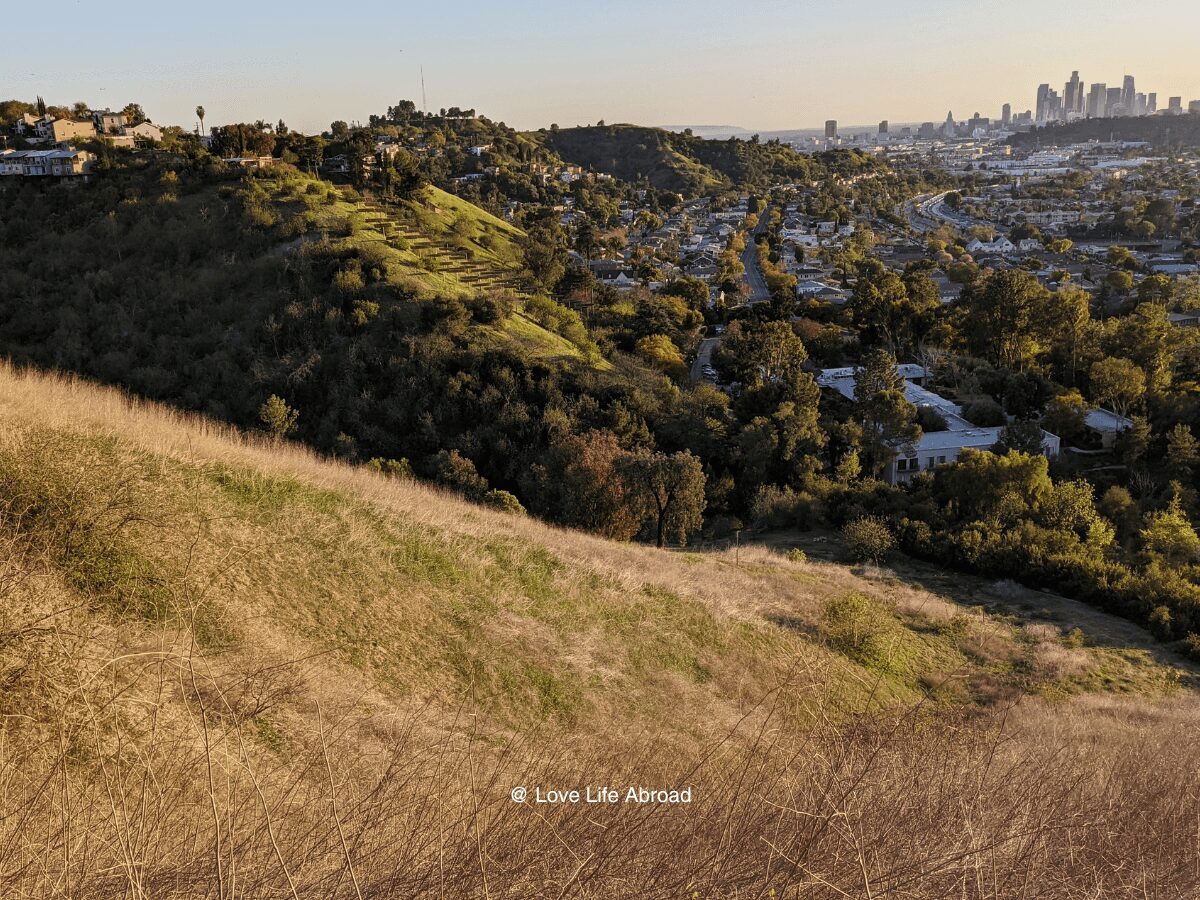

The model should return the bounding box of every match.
[368,457,414,479]
[843,516,896,563]
[484,489,526,515]
[822,592,900,671]
[1184,633,1200,662]
[787,548,807,564]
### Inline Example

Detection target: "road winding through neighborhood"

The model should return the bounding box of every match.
[741,201,772,304]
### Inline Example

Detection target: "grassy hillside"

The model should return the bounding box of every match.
[2,362,1198,896]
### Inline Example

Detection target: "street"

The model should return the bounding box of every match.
[690,335,722,382]
[741,201,772,304]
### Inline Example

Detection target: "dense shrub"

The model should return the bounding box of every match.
[843,516,896,563]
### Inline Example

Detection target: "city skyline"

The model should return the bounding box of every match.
[3,0,1200,134]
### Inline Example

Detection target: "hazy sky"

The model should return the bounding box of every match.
[4,0,1199,133]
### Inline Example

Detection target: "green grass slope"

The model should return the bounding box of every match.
[267,177,524,297]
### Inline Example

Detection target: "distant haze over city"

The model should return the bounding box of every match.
[3,0,1199,134]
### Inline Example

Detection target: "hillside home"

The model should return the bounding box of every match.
[0,148,95,178]
[91,109,127,134]
[47,119,97,143]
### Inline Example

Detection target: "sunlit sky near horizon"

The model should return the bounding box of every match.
[4,0,1200,134]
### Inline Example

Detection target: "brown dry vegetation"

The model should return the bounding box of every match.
[1,361,1199,898]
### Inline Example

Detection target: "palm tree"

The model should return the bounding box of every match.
[196,105,206,137]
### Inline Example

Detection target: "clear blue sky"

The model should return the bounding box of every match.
[4,0,1199,133]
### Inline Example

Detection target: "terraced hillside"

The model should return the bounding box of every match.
[357,186,526,296]
[1,362,1198,896]
[268,177,527,298]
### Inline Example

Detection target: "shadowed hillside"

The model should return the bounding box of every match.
[2,361,1199,896]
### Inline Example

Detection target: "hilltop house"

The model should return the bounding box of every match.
[817,365,1060,485]
[91,109,126,134]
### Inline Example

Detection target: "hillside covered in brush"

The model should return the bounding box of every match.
[537,123,885,194]
[1,362,1198,896]
[0,153,646,483]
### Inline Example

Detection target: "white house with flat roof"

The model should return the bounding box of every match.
[817,365,1060,485]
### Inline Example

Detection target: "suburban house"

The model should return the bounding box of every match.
[817,365,1060,485]
[595,269,639,290]
[965,236,1015,255]
[1168,311,1200,329]
[796,280,848,303]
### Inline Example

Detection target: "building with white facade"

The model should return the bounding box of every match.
[817,366,1060,485]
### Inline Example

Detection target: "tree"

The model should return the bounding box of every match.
[1105,270,1134,296]
[853,349,921,475]
[1089,357,1145,418]
[1040,479,1109,546]
[993,420,1045,456]
[849,269,909,353]
[958,270,1053,371]
[196,105,206,136]
[521,211,569,291]
[635,334,685,374]
[1137,274,1173,305]
[1107,245,1135,269]
[121,103,146,125]
[1111,303,1176,394]
[259,395,298,440]
[843,516,896,563]
[1166,424,1199,478]
[432,449,488,500]
[543,431,644,540]
[1140,497,1200,565]
[933,449,1054,525]
[717,319,808,387]
[1042,390,1089,445]
[618,450,706,548]
[1046,285,1093,385]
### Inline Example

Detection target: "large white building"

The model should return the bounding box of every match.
[817,365,1061,485]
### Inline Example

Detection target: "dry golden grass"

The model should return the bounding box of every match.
[2,360,1199,897]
